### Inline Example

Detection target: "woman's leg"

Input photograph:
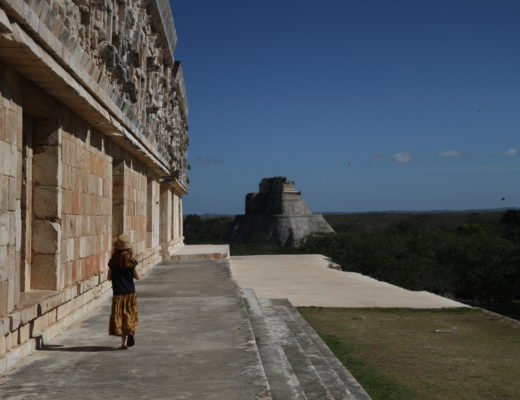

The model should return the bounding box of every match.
[121,334,127,348]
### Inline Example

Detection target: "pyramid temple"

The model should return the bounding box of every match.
[224,177,335,246]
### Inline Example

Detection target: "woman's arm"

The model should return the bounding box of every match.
[107,269,112,281]
[133,268,142,280]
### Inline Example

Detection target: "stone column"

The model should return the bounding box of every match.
[112,160,125,240]
[20,114,33,293]
[146,179,160,249]
[159,183,172,260]
[179,197,183,240]
[146,178,160,248]
[172,192,177,240]
[31,118,63,290]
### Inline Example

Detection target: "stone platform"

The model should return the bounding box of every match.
[171,244,230,261]
[0,258,370,399]
[230,255,468,308]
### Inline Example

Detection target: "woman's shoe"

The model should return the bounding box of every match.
[127,335,135,347]
[119,345,128,350]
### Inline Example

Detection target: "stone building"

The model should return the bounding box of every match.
[224,177,334,246]
[0,0,188,371]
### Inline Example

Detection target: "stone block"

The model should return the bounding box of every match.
[0,280,7,315]
[0,246,7,279]
[7,277,14,313]
[71,191,80,214]
[33,185,61,218]
[0,333,5,355]
[39,291,66,314]
[4,332,12,352]
[0,174,9,210]
[65,285,78,301]
[64,237,74,262]
[7,176,16,210]
[0,140,13,176]
[0,317,9,336]
[33,146,61,187]
[74,237,80,260]
[32,219,61,254]
[79,236,88,258]
[31,253,60,290]
[62,189,72,215]
[9,310,20,332]
[18,323,30,343]
[18,304,38,325]
[6,340,35,371]
[5,109,21,146]
[15,203,21,251]
[81,288,95,304]
[31,309,56,337]
[56,301,72,320]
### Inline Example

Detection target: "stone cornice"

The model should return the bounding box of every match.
[151,0,178,63]
[0,0,189,191]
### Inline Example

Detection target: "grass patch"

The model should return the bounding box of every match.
[298,307,520,400]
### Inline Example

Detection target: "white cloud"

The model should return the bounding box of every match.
[504,148,517,157]
[390,152,412,163]
[439,150,464,158]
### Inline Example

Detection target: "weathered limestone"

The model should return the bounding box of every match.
[224,177,335,246]
[0,0,188,373]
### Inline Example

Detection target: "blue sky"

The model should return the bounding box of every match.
[172,0,520,215]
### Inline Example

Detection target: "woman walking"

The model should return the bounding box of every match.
[107,235,141,350]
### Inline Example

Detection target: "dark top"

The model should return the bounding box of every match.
[108,250,138,296]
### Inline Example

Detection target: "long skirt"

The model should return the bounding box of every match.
[109,293,138,336]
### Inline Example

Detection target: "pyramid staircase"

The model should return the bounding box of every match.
[240,288,372,400]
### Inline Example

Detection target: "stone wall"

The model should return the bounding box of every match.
[0,0,188,374]
[0,61,22,317]
[122,160,147,255]
[61,123,113,288]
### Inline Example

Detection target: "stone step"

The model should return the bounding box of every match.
[270,300,357,400]
[241,289,308,400]
[272,299,372,400]
[258,297,335,400]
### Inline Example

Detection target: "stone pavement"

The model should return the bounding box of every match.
[230,254,468,308]
[0,259,269,399]
[0,257,372,399]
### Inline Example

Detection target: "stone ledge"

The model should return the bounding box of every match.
[0,19,172,178]
[0,280,111,376]
[171,244,230,262]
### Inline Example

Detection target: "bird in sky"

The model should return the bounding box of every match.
[501,197,506,201]
[474,108,481,113]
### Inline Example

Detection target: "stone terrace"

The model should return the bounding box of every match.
[0,257,372,400]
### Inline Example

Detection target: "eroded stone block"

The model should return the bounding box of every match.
[32,219,61,255]
[33,146,61,187]
[18,323,30,343]
[33,186,61,219]
[31,254,61,290]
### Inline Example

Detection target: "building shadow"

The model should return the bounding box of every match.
[39,344,118,352]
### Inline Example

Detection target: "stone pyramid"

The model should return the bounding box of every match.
[224,177,334,246]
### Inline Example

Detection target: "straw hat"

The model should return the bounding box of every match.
[113,235,132,250]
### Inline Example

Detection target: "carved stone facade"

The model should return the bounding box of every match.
[224,177,335,247]
[0,0,188,373]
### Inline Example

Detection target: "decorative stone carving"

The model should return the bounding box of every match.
[31,0,189,185]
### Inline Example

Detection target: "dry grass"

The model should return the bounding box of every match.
[298,307,520,400]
